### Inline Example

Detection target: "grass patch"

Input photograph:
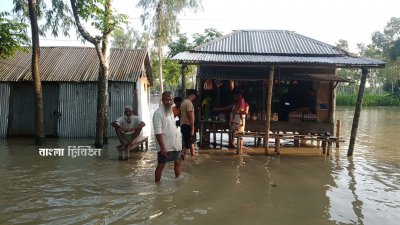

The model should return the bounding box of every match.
[336,93,400,106]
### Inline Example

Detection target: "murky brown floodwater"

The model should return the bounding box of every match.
[0,104,399,225]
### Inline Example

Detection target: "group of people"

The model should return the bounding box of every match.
[111,90,198,182]
[111,89,249,182]
[153,90,198,182]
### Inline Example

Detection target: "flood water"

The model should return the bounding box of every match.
[0,105,399,225]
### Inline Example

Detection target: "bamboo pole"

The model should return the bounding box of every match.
[330,82,336,124]
[347,68,368,156]
[181,64,187,99]
[336,120,341,147]
[264,66,275,155]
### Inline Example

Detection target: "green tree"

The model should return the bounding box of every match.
[371,17,400,95]
[137,0,202,94]
[0,11,28,59]
[335,39,349,51]
[13,0,73,145]
[168,33,193,57]
[167,33,193,95]
[192,28,223,46]
[28,0,44,144]
[70,0,128,147]
[357,43,385,94]
[335,39,358,94]
[163,28,224,94]
[112,26,149,49]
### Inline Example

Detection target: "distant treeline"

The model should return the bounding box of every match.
[336,94,400,106]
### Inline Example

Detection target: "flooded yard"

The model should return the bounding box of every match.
[0,106,399,225]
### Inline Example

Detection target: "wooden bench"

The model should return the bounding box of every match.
[323,137,345,155]
[118,137,149,160]
[233,132,344,155]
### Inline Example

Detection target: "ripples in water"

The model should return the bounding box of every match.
[0,106,399,224]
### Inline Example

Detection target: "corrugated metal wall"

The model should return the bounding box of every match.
[0,83,10,137]
[58,82,136,138]
[58,83,97,137]
[108,82,135,137]
[43,84,59,136]
[8,83,35,135]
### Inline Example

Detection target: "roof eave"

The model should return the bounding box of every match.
[175,59,385,69]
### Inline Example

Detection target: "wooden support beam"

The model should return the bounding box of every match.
[347,68,368,156]
[274,135,280,154]
[330,82,336,124]
[264,66,274,155]
[336,120,341,148]
[294,135,300,147]
[181,64,187,99]
[322,139,327,154]
[327,141,332,155]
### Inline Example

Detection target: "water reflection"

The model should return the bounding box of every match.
[328,106,400,225]
[0,106,399,225]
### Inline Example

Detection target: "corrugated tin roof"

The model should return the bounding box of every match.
[198,71,351,82]
[173,52,385,67]
[193,30,345,55]
[290,73,351,82]
[0,47,153,84]
[173,30,385,68]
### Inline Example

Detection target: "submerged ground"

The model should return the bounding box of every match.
[0,106,399,225]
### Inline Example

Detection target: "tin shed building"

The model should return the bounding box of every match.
[0,47,152,138]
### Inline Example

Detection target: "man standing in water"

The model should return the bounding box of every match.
[154,91,183,182]
[180,89,197,156]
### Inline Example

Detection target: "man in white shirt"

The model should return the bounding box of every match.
[111,106,145,150]
[153,91,183,182]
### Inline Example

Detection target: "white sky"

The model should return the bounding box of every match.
[1,0,399,52]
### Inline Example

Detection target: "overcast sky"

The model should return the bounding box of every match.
[1,0,399,52]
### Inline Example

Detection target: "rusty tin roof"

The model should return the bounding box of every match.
[0,47,152,84]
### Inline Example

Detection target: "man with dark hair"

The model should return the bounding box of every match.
[180,89,197,156]
[172,96,183,127]
[153,91,183,182]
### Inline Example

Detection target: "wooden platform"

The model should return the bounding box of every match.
[198,141,346,156]
[197,146,334,156]
[233,132,344,155]
[118,137,149,160]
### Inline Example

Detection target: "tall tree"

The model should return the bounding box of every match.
[13,0,73,145]
[0,11,28,59]
[371,17,400,95]
[137,0,201,93]
[70,0,127,147]
[112,26,137,49]
[112,26,149,49]
[167,33,193,58]
[161,28,223,93]
[372,17,400,54]
[192,28,222,46]
[335,39,358,94]
[28,0,44,145]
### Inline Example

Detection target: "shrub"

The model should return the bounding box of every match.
[336,94,400,106]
